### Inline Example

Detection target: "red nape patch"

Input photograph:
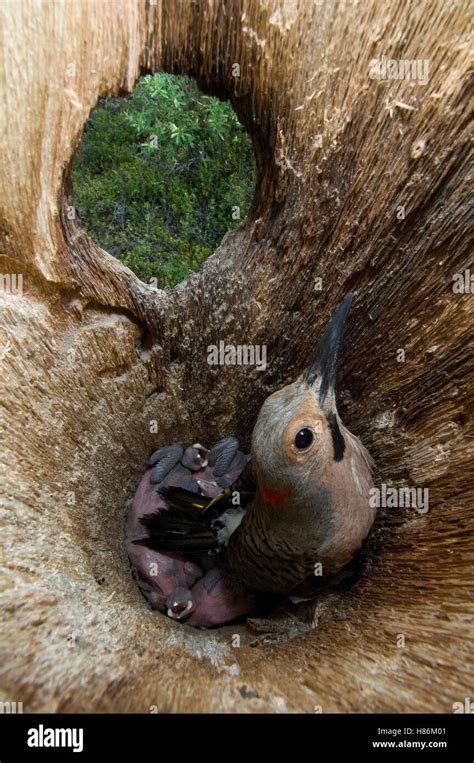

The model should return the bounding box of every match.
[261,486,290,506]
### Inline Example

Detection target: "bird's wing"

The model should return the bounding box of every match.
[134,492,219,553]
[288,528,374,600]
[147,444,184,483]
[213,456,255,503]
[208,436,239,476]
[133,487,223,553]
[133,461,256,555]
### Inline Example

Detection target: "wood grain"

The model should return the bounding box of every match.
[0,0,472,712]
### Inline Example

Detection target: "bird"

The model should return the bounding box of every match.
[126,437,255,626]
[131,294,376,624]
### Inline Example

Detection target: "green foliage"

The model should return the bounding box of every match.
[71,73,255,286]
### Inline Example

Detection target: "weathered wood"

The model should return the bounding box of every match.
[0,0,472,712]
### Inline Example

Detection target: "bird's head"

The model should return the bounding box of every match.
[251,294,353,505]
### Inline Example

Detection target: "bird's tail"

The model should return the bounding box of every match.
[133,485,228,553]
[134,460,255,554]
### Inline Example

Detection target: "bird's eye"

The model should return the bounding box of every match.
[294,427,314,451]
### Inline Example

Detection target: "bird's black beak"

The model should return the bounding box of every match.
[305,293,353,407]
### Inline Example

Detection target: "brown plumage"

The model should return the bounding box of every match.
[228,400,374,595]
[135,294,376,614]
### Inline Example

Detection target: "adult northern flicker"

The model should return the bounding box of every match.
[130,294,376,626]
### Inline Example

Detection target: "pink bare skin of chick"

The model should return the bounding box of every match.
[126,438,255,627]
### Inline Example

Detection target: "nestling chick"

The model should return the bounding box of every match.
[134,294,375,619]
